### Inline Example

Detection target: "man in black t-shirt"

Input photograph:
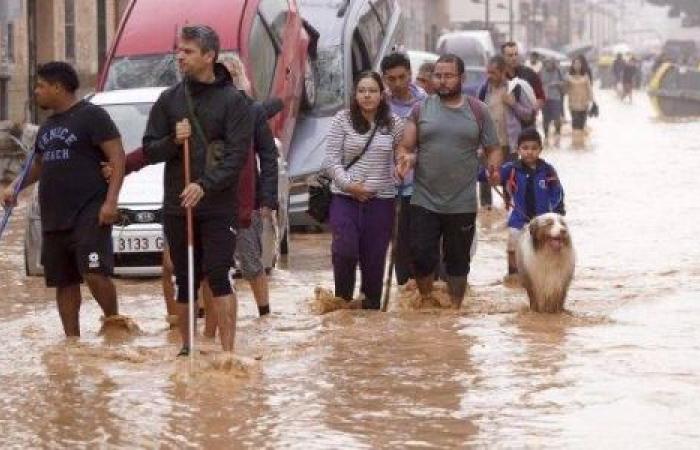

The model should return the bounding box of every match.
[2,62,126,337]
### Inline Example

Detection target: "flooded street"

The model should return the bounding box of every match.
[1,90,700,448]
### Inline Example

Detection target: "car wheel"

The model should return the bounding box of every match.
[301,56,317,111]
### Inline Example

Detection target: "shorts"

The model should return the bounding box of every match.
[507,227,523,252]
[41,201,114,288]
[163,213,236,303]
[234,210,264,280]
[409,205,476,278]
[570,110,587,130]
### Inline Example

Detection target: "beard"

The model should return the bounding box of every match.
[436,84,462,100]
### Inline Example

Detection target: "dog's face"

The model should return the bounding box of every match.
[529,213,571,252]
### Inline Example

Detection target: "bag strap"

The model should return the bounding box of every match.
[344,121,379,170]
[183,81,209,149]
[466,96,484,142]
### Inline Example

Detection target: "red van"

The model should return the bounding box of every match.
[99,0,314,150]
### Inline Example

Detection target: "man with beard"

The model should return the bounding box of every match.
[2,62,126,337]
[142,25,253,356]
[396,54,501,308]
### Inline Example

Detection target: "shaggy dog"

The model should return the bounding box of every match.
[516,213,575,313]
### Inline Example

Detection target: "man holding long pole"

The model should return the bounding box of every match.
[142,25,253,356]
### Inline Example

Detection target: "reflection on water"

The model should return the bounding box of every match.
[1,92,699,447]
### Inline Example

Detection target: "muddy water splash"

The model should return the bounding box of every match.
[1,92,699,447]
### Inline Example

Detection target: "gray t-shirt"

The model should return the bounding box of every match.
[410,96,498,214]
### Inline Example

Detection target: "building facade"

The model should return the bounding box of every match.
[398,0,451,51]
[0,0,129,125]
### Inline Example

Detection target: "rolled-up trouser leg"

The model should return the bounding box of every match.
[199,214,237,298]
[358,197,395,309]
[446,275,468,304]
[329,195,360,301]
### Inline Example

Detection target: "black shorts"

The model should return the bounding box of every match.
[571,110,587,130]
[163,214,236,303]
[41,202,114,288]
[409,205,476,278]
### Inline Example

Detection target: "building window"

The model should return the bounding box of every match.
[5,23,14,62]
[0,79,8,120]
[65,0,76,60]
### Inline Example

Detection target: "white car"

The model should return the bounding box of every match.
[24,87,286,277]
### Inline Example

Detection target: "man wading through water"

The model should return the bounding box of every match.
[143,25,253,356]
[396,54,501,308]
[2,62,126,336]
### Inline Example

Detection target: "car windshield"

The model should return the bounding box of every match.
[104,51,239,91]
[100,103,153,154]
[104,55,179,91]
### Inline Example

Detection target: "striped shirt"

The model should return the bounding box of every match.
[322,110,404,199]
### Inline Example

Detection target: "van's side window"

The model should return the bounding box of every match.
[249,13,278,99]
[259,0,290,42]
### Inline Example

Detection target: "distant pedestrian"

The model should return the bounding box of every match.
[380,52,427,287]
[621,57,640,102]
[539,58,566,146]
[396,54,501,309]
[2,61,126,337]
[322,71,404,310]
[566,54,595,147]
[416,62,436,95]
[612,53,625,90]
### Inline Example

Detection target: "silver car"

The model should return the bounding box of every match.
[24,87,287,277]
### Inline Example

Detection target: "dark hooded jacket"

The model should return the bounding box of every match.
[143,63,254,218]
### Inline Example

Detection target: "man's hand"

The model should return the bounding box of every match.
[260,206,274,219]
[180,182,204,208]
[174,119,192,146]
[99,199,119,226]
[395,153,416,180]
[346,183,375,203]
[1,184,18,208]
[502,92,516,106]
[101,162,114,182]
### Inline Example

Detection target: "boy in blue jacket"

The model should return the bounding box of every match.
[480,128,565,277]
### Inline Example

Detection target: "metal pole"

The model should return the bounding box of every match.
[485,0,490,29]
[509,0,514,40]
[183,138,195,364]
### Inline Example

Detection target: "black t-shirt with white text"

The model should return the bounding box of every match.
[36,100,120,231]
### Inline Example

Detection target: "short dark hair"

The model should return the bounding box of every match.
[517,128,543,148]
[501,41,518,53]
[435,53,464,75]
[37,61,80,93]
[488,55,507,71]
[380,52,411,74]
[181,24,220,59]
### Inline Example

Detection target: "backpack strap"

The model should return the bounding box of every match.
[478,83,488,102]
[466,96,484,142]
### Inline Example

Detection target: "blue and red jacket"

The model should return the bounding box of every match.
[479,159,565,229]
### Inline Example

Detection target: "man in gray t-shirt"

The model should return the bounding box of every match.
[397,54,501,308]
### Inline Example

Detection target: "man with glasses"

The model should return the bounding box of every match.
[396,54,501,309]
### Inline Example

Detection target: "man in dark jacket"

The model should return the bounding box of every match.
[501,42,546,111]
[142,25,253,355]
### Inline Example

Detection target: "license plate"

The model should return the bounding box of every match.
[114,235,165,253]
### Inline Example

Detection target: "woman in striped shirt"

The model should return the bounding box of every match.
[322,71,404,310]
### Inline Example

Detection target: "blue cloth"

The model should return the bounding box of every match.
[479,159,565,229]
[387,83,427,197]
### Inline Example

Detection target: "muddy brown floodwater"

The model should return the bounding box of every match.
[1,91,699,448]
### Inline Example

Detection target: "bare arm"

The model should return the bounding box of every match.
[396,119,418,179]
[98,138,125,225]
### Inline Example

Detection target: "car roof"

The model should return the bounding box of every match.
[114,0,247,57]
[89,87,168,105]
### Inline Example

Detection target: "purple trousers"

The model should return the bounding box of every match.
[329,194,395,309]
